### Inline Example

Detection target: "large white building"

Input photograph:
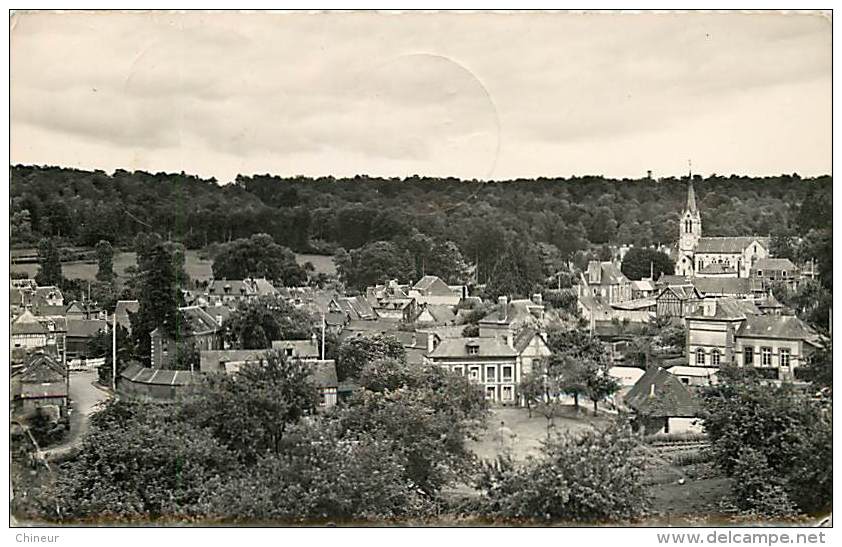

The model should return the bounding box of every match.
[675,181,769,279]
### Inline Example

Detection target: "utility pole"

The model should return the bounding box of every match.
[112,311,117,392]
[321,313,326,359]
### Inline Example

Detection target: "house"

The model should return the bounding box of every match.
[10,311,68,363]
[415,303,457,326]
[624,367,703,436]
[11,310,50,352]
[11,351,69,422]
[675,180,770,278]
[756,290,785,316]
[197,350,339,408]
[66,318,107,359]
[577,261,632,305]
[425,337,520,404]
[204,277,277,306]
[271,337,322,360]
[392,330,441,365]
[114,300,140,333]
[32,285,64,308]
[609,298,657,323]
[372,297,418,323]
[408,275,464,307]
[734,315,823,382]
[478,295,544,344]
[512,325,552,378]
[329,295,377,321]
[118,363,198,401]
[685,298,761,369]
[631,278,657,299]
[65,300,103,320]
[654,284,703,320]
[751,258,800,290]
[150,306,222,368]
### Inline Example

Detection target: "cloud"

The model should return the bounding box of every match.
[10,11,831,181]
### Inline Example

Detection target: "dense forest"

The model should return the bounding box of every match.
[10,165,832,293]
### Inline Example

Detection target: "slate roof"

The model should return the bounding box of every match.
[691,277,764,296]
[332,296,377,320]
[686,297,760,321]
[179,306,221,336]
[631,279,657,292]
[199,349,270,372]
[427,337,518,359]
[479,299,542,326]
[14,352,66,384]
[585,261,629,286]
[656,285,702,302]
[657,274,692,286]
[736,315,821,343]
[207,279,255,297]
[625,367,700,417]
[418,304,457,324]
[513,326,547,353]
[413,275,454,296]
[419,325,466,340]
[757,291,783,310]
[309,360,339,389]
[753,258,798,272]
[120,364,197,386]
[373,297,414,311]
[67,319,107,338]
[695,236,769,254]
[611,297,657,311]
[11,310,49,335]
[271,339,320,358]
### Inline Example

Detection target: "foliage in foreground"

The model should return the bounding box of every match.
[701,366,832,516]
[473,420,650,523]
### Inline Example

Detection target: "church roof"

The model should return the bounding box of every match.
[695,236,769,254]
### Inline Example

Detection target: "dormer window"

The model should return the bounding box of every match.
[466,342,480,356]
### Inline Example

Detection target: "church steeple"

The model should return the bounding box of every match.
[686,179,698,214]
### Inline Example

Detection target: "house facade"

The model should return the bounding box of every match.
[733,315,823,382]
[425,338,520,404]
[685,298,760,369]
[11,351,69,422]
[150,306,222,368]
[577,261,632,305]
[750,258,801,291]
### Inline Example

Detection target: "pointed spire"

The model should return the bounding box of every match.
[686,179,698,214]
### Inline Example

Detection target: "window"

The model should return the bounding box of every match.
[744,346,754,366]
[681,378,690,385]
[467,345,479,356]
[780,348,791,368]
[761,347,773,367]
[486,366,496,382]
[757,270,763,277]
[502,386,514,402]
[696,348,706,365]
[469,367,480,381]
[485,386,496,401]
[711,349,721,366]
[502,366,513,382]
[453,365,464,376]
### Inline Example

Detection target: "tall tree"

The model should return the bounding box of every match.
[35,237,62,286]
[336,334,406,381]
[212,233,306,286]
[129,241,181,364]
[620,247,674,281]
[95,239,115,283]
[223,296,315,350]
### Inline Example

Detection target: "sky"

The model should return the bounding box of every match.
[11,11,832,183]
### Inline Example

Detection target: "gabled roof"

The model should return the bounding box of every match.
[11,310,49,335]
[373,297,414,311]
[753,258,798,272]
[331,296,376,320]
[757,291,783,310]
[418,304,457,324]
[427,337,518,359]
[207,279,255,297]
[179,306,221,336]
[479,299,542,326]
[67,319,107,338]
[657,274,692,286]
[695,236,769,254]
[120,363,197,386]
[271,339,320,358]
[584,261,629,286]
[513,326,548,353]
[656,285,702,302]
[736,315,821,343]
[625,367,700,417]
[413,275,454,296]
[14,352,66,384]
[631,279,656,292]
[611,297,657,311]
[309,360,339,389]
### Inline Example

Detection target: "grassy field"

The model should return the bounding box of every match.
[11,251,337,284]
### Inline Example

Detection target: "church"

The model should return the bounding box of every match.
[675,181,770,278]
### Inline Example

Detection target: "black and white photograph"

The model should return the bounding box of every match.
[7,8,833,532]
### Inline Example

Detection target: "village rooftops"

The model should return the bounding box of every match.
[697,263,737,275]
[66,319,107,338]
[11,310,49,335]
[120,363,197,386]
[625,367,701,418]
[736,315,822,344]
[694,236,770,254]
[427,337,518,359]
[479,297,543,325]
[271,338,321,359]
[690,276,763,297]
[585,261,629,286]
[753,257,799,274]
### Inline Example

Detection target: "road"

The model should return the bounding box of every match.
[43,369,111,460]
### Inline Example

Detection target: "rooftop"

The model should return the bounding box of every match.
[625,367,700,417]
[427,337,518,359]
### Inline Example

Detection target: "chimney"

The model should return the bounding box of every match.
[427,333,436,353]
[649,384,656,397]
[310,332,318,346]
[498,295,508,309]
[532,293,543,306]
